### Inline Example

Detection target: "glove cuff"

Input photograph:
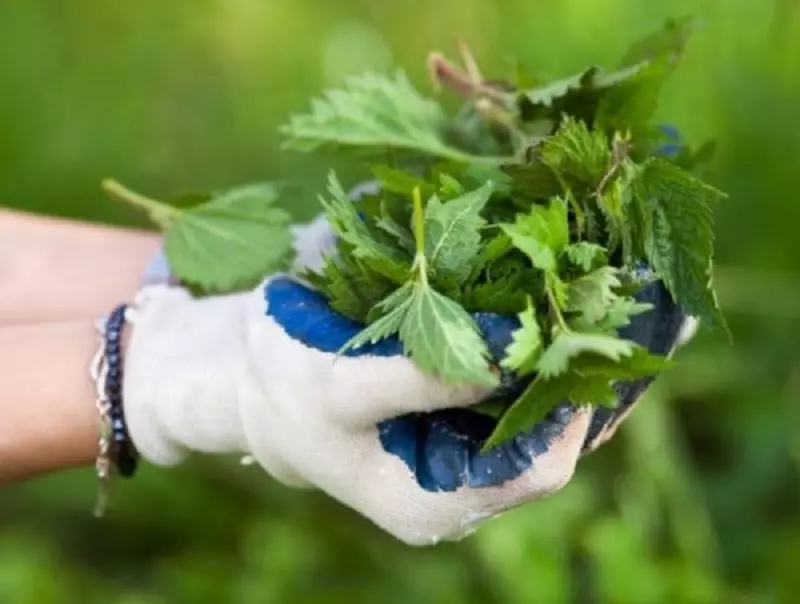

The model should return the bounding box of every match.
[123,285,254,466]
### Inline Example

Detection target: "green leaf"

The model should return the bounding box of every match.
[462,277,528,314]
[567,376,619,407]
[103,179,293,293]
[303,251,394,323]
[482,373,574,450]
[340,283,414,351]
[501,301,543,375]
[399,281,497,386]
[280,71,508,163]
[540,116,611,186]
[342,184,498,387]
[466,233,514,281]
[619,16,695,67]
[618,160,651,264]
[343,278,497,387]
[371,165,436,199]
[570,347,671,381]
[517,63,652,128]
[501,162,563,200]
[321,172,412,284]
[438,173,465,198]
[463,163,514,193]
[634,158,730,335]
[501,196,569,272]
[564,242,608,271]
[537,329,635,379]
[566,266,621,324]
[547,272,570,310]
[594,60,672,134]
[424,183,494,283]
[596,177,626,252]
[376,199,415,253]
[571,296,654,333]
[484,344,669,449]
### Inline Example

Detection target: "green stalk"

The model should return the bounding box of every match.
[102,179,178,230]
[411,186,429,284]
[545,277,569,332]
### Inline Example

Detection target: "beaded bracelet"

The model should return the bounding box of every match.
[90,303,138,516]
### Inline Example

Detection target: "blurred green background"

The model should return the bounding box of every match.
[1,0,799,602]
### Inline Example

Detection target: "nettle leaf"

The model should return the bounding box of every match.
[399,281,497,386]
[564,242,608,271]
[571,296,654,333]
[634,158,730,335]
[571,347,671,381]
[501,196,569,272]
[303,250,395,323]
[371,165,436,199]
[343,184,498,387]
[618,161,651,264]
[540,116,611,185]
[104,180,293,293]
[596,177,626,252]
[517,62,654,128]
[438,173,465,198]
[568,376,618,407]
[516,18,693,134]
[566,266,621,324]
[501,301,543,375]
[484,339,667,449]
[594,59,672,134]
[341,282,415,351]
[619,16,694,68]
[424,183,494,283]
[280,71,509,163]
[483,372,574,450]
[463,163,514,193]
[537,329,635,379]
[376,199,415,253]
[501,162,563,201]
[321,172,412,284]
[462,278,528,315]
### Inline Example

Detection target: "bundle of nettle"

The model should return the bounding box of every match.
[105,18,728,449]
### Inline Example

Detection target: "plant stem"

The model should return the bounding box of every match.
[102,179,178,229]
[411,186,429,285]
[546,278,569,332]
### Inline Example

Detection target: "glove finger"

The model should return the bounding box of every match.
[343,407,591,545]
[263,277,519,426]
[581,275,687,453]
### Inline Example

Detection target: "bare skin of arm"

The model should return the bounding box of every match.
[0,209,159,484]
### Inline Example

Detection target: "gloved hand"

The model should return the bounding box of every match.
[124,208,696,546]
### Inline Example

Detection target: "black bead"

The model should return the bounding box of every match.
[116,452,138,478]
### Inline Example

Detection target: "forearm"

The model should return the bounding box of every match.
[0,321,99,483]
[0,209,159,483]
[0,209,159,323]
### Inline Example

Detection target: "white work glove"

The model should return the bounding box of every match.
[124,213,696,546]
